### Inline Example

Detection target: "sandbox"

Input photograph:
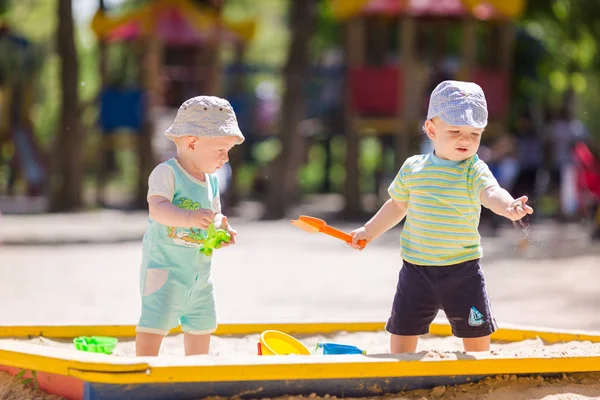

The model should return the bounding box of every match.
[1,322,599,400]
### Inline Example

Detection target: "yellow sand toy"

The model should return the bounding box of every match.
[257,330,310,356]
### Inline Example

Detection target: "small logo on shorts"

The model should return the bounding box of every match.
[468,306,484,327]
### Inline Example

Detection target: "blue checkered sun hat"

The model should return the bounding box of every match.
[426,80,488,129]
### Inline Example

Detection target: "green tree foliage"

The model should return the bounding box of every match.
[0,0,8,15]
[522,0,600,138]
[3,0,59,147]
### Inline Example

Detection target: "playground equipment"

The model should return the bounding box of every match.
[328,0,525,214]
[90,0,256,103]
[0,24,46,196]
[89,0,257,205]
[291,215,367,248]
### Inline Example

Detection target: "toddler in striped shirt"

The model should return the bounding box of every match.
[350,80,533,353]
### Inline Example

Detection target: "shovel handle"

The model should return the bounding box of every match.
[323,226,366,248]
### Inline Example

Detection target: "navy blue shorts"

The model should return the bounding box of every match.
[385,259,497,338]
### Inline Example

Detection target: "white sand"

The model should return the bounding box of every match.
[4,331,600,359]
[3,332,600,399]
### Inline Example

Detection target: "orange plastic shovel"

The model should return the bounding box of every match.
[291,215,367,249]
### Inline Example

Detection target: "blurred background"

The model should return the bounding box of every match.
[0,0,599,330]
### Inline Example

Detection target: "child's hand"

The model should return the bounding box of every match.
[505,196,534,221]
[187,208,214,229]
[219,216,237,246]
[349,227,372,251]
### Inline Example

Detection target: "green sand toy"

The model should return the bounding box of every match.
[199,222,231,256]
[73,336,118,355]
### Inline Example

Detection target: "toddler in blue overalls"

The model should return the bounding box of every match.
[136,96,244,356]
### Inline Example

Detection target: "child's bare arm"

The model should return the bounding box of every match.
[480,186,533,221]
[148,195,213,229]
[350,199,408,248]
[366,198,408,238]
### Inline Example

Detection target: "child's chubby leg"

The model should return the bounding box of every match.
[438,259,497,352]
[462,335,491,352]
[136,266,184,356]
[136,332,165,356]
[386,261,441,354]
[390,334,419,353]
[183,332,211,355]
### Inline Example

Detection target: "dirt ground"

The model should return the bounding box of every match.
[0,371,61,400]
[269,373,600,400]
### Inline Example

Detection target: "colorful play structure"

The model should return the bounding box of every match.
[1,321,600,399]
[90,0,256,102]
[84,0,529,212]
[89,0,256,205]
[327,0,525,213]
[0,24,47,197]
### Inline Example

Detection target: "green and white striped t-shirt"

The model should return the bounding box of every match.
[388,152,499,266]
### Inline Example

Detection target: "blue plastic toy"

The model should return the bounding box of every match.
[316,342,366,355]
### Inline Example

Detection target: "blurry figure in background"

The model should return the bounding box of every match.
[511,113,543,210]
[480,132,518,234]
[255,81,280,139]
[488,133,519,190]
[548,106,588,220]
[252,81,281,196]
[573,139,600,240]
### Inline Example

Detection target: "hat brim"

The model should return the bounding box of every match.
[432,107,488,129]
[165,123,245,145]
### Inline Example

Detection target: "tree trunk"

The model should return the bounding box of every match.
[262,0,319,220]
[343,120,361,217]
[95,0,109,206]
[49,0,84,211]
[133,111,154,209]
[97,0,108,82]
[341,20,363,218]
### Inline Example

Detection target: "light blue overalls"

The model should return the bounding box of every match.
[137,159,219,335]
